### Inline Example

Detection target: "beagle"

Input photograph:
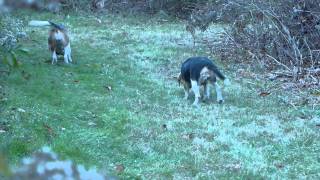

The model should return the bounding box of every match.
[29,20,72,64]
[178,57,230,107]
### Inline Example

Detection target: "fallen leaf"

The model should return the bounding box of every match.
[275,163,285,169]
[88,122,96,126]
[95,18,102,24]
[115,164,125,173]
[225,163,241,171]
[65,72,73,77]
[74,80,80,83]
[188,133,195,139]
[43,124,55,136]
[182,133,194,140]
[122,32,128,37]
[21,71,31,80]
[17,108,26,113]
[0,97,8,102]
[298,114,309,120]
[259,91,271,97]
[17,47,28,53]
[311,91,320,96]
[104,85,112,91]
[0,130,6,133]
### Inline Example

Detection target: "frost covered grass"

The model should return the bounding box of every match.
[0,11,319,179]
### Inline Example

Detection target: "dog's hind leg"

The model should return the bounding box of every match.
[52,50,58,64]
[191,80,200,107]
[214,82,224,103]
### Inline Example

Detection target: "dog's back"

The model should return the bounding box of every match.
[181,57,226,83]
[179,57,230,106]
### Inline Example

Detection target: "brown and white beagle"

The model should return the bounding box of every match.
[29,20,72,64]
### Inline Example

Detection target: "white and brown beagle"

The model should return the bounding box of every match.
[29,20,72,64]
[178,57,230,107]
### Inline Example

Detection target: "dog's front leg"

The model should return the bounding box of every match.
[191,80,200,107]
[214,82,224,103]
[52,50,58,64]
[184,89,189,100]
[63,47,69,64]
[183,85,190,100]
[203,84,210,101]
[64,43,72,63]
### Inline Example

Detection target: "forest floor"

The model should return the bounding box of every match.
[0,11,319,179]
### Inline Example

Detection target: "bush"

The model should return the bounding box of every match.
[185,0,320,85]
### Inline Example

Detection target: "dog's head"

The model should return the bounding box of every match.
[199,67,215,84]
[48,28,69,48]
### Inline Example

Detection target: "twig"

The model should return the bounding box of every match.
[0,70,9,74]
[279,97,299,111]
[223,29,242,48]
[304,37,314,68]
[265,54,291,71]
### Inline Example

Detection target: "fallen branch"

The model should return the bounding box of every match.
[0,70,10,74]
[307,68,320,75]
[265,54,291,71]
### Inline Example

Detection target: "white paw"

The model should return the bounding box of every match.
[64,56,69,64]
[52,53,58,64]
[52,58,57,64]
[192,102,200,108]
[224,79,231,86]
[203,95,210,101]
[217,99,224,104]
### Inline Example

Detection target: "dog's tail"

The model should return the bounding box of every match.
[210,65,231,86]
[28,20,65,30]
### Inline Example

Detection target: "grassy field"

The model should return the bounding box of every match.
[1,11,320,179]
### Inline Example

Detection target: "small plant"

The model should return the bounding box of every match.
[1,46,29,70]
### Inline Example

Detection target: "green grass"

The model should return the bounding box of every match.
[1,10,320,179]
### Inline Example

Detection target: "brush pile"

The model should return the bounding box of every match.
[186,0,320,88]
